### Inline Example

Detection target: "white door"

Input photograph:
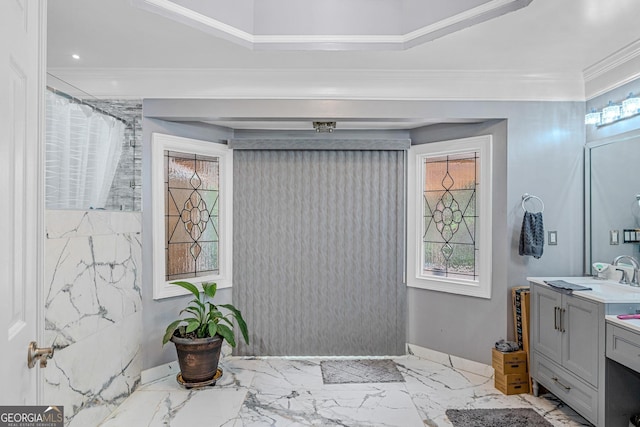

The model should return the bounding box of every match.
[0,0,46,405]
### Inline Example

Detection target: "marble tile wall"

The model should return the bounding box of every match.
[44,210,142,426]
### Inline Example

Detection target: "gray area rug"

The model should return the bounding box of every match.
[320,359,405,384]
[446,408,552,427]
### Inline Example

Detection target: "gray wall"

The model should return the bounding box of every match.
[142,98,585,367]
[408,120,508,363]
[408,101,585,365]
[141,117,234,369]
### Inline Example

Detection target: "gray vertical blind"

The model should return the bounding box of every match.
[233,150,406,356]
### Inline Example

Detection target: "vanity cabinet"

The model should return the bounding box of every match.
[530,283,599,424]
[532,284,600,385]
[529,278,640,426]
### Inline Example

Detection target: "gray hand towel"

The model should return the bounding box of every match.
[519,211,544,259]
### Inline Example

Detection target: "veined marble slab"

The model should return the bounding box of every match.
[46,210,141,238]
[45,232,142,347]
[101,354,590,427]
[43,311,142,427]
[45,210,142,426]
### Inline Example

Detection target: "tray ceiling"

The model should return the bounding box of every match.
[132,0,532,50]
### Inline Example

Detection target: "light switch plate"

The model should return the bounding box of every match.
[548,231,557,245]
[610,229,619,245]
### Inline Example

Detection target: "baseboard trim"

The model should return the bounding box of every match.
[142,344,494,384]
[406,343,494,378]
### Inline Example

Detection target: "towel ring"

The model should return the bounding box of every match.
[522,193,544,213]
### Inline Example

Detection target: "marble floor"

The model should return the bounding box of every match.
[100,354,592,427]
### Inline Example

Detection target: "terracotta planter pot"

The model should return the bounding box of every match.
[171,334,223,383]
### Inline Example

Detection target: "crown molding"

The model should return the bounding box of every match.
[584,39,640,100]
[133,0,531,51]
[47,68,584,101]
[134,0,254,43]
[401,0,531,49]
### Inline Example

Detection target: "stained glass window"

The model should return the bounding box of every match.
[165,151,219,281]
[422,152,479,280]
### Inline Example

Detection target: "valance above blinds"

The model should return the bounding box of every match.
[228,138,410,150]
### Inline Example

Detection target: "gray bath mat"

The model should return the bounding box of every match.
[446,408,552,427]
[320,359,405,384]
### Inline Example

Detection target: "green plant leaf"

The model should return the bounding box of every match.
[197,325,207,338]
[178,315,199,325]
[219,304,249,344]
[162,320,183,345]
[203,282,217,298]
[218,303,242,319]
[180,306,202,318]
[170,281,201,299]
[219,316,233,326]
[216,324,236,347]
[208,322,218,338]
[209,309,223,321]
[194,299,206,313]
[162,281,249,347]
[185,319,200,333]
[206,302,219,317]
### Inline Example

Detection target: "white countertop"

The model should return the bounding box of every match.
[528,277,640,334]
[606,315,640,334]
[527,276,640,304]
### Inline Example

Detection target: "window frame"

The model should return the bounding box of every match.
[151,133,233,300]
[406,135,493,299]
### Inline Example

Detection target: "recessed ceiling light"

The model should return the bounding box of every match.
[71,54,80,60]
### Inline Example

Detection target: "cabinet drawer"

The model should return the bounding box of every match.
[606,324,640,373]
[532,352,597,424]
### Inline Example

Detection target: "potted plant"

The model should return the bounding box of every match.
[162,281,249,385]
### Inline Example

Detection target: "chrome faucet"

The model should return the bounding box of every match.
[612,255,640,287]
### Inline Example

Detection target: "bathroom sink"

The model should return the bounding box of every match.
[527,277,640,303]
[580,282,640,294]
[567,278,640,302]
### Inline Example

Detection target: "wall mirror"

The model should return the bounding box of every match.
[585,128,640,275]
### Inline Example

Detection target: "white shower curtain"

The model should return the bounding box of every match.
[46,91,124,209]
